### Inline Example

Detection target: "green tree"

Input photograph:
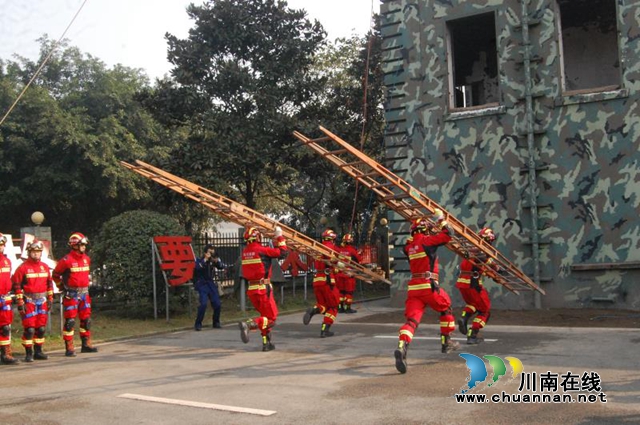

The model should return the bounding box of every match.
[91,210,185,315]
[0,38,179,237]
[279,27,386,239]
[158,0,326,211]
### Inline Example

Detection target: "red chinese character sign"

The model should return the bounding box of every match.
[153,236,195,286]
[281,250,308,277]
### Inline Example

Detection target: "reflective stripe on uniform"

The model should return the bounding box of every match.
[25,273,49,278]
[408,252,427,260]
[399,329,414,339]
[69,266,90,272]
[408,283,431,291]
[473,318,486,327]
[242,258,262,265]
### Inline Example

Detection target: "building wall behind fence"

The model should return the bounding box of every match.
[380,0,640,310]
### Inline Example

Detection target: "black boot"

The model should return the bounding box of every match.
[213,321,222,329]
[81,337,98,353]
[457,313,469,335]
[239,320,257,343]
[303,307,320,325]
[345,304,357,314]
[34,345,48,360]
[262,334,275,352]
[239,321,250,343]
[24,346,34,363]
[394,340,408,374]
[65,339,76,357]
[467,328,484,345]
[320,323,334,338]
[441,334,460,353]
[0,345,19,365]
[338,303,345,313]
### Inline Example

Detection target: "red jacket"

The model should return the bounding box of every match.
[336,244,362,278]
[52,250,91,289]
[403,229,451,281]
[314,240,339,273]
[313,240,339,287]
[12,258,53,295]
[456,257,495,290]
[241,236,287,286]
[0,254,12,295]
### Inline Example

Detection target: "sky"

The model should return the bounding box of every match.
[0,0,379,81]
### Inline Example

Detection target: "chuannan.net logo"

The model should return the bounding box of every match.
[459,353,523,393]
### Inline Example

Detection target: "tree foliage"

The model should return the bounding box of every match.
[0,38,178,237]
[280,26,387,240]
[152,0,327,211]
[91,210,185,311]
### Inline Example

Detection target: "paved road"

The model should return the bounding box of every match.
[2,301,639,425]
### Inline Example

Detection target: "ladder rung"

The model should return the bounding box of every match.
[370,182,395,189]
[325,149,348,156]
[400,204,423,211]
[340,161,365,168]
[383,193,411,201]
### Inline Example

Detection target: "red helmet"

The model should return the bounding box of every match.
[479,227,496,244]
[341,233,354,245]
[27,239,44,252]
[410,218,428,234]
[69,232,89,247]
[0,233,6,246]
[322,229,337,241]
[244,227,261,242]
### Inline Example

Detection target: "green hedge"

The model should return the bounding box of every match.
[91,210,185,312]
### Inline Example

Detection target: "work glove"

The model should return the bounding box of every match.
[431,281,441,294]
[471,279,482,293]
[433,208,445,224]
[47,291,54,310]
[16,296,25,312]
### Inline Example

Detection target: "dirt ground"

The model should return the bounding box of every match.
[351,307,640,328]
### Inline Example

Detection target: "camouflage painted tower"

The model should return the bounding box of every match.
[380,0,640,309]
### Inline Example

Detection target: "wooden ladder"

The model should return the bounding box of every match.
[293,126,544,295]
[121,160,391,285]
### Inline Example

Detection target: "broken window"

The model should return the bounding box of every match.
[557,0,620,93]
[447,12,499,109]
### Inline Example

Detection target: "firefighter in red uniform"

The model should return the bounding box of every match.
[394,210,459,374]
[0,234,18,365]
[456,227,496,344]
[12,240,53,362]
[336,233,362,314]
[239,226,288,351]
[303,228,342,337]
[52,232,97,357]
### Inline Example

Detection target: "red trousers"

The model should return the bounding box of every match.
[398,287,455,344]
[336,275,356,306]
[20,297,49,347]
[0,296,13,346]
[458,286,491,331]
[248,289,278,336]
[313,283,339,325]
[62,291,92,341]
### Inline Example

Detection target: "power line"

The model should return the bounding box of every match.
[0,0,89,129]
